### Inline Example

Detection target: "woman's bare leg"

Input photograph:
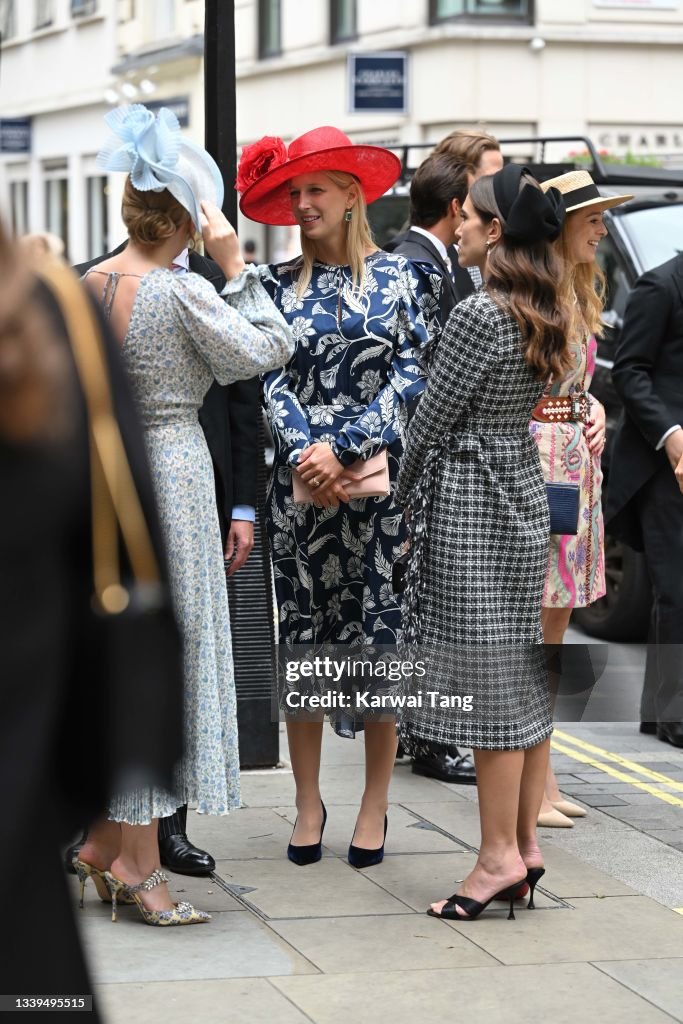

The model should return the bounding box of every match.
[79,818,121,870]
[517,737,551,868]
[540,607,573,812]
[430,749,526,916]
[286,718,326,845]
[352,720,398,849]
[110,822,173,912]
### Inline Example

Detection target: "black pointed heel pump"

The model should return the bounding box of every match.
[287,802,327,866]
[526,866,546,909]
[348,815,388,869]
[427,878,528,921]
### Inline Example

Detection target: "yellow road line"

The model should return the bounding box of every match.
[674,909,683,916]
[550,739,683,808]
[553,728,683,792]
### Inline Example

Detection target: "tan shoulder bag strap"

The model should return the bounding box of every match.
[38,259,161,612]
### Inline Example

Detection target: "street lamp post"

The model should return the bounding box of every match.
[204,0,238,226]
[203,0,279,769]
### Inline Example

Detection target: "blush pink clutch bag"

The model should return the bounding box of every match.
[292,451,390,504]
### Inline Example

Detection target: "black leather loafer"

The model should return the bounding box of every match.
[639,721,657,735]
[159,833,216,876]
[656,721,683,749]
[412,752,476,785]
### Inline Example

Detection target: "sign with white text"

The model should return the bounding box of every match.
[348,52,408,115]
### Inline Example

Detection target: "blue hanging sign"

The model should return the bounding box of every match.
[348,52,409,115]
[0,118,32,154]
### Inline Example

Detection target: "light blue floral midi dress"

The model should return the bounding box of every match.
[88,266,292,822]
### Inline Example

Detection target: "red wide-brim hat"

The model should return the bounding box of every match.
[236,126,401,226]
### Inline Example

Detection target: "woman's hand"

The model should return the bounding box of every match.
[676,452,683,495]
[585,399,606,457]
[199,200,245,280]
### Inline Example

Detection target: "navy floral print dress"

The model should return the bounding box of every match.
[260,252,440,728]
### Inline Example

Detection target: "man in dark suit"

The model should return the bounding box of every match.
[70,240,260,872]
[386,151,474,315]
[606,254,683,747]
[387,151,475,784]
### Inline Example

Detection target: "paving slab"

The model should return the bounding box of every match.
[546,827,683,907]
[239,762,466,808]
[68,871,243,915]
[185,806,298,861]
[213,855,411,919]
[439,896,683,965]
[94,978,312,1024]
[356,851,558,913]
[594,958,683,1023]
[76,907,317,983]
[268,913,499,973]
[272,962,675,1024]
[274,801,469,857]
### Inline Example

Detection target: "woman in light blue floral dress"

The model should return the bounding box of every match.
[76,105,292,927]
[237,126,440,867]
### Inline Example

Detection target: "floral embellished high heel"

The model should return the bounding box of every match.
[72,858,134,908]
[104,868,211,926]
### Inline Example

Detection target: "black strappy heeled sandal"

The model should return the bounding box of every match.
[427,878,528,921]
[525,866,546,909]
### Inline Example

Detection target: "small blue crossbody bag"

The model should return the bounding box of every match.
[545,482,580,536]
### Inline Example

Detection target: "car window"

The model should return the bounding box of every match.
[596,231,631,320]
[617,204,683,273]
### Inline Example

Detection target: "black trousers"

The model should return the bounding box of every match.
[636,463,683,724]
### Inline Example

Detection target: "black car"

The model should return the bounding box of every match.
[368,138,683,640]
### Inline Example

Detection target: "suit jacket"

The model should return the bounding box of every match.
[75,244,260,538]
[386,229,474,327]
[605,253,683,550]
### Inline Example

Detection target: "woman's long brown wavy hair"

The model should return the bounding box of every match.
[469,173,573,382]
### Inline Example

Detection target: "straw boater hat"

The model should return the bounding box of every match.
[541,169,632,213]
[236,126,401,226]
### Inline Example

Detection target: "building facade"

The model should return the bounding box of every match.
[3,0,683,259]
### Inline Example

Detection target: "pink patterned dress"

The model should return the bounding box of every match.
[529,336,606,608]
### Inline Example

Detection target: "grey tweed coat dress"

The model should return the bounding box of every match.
[396,290,552,751]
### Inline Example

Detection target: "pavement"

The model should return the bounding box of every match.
[74,711,683,1024]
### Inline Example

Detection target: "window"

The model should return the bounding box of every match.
[430,0,532,22]
[330,0,356,44]
[71,0,98,17]
[153,0,175,36]
[0,0,15,41]
[34,0,54,29]
[45,177,69,258]
[258,0,281,58]
[10,181,29,236]
[87,176,109,259]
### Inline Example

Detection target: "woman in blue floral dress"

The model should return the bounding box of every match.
[237,126,440,866]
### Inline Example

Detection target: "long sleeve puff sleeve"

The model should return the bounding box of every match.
[172,267,293,384]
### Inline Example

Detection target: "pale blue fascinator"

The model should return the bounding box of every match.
[97,104,225,232]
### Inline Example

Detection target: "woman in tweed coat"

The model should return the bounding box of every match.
[396,164,572,920]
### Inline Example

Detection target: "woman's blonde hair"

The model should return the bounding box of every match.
[555,213,607,339]
[295,171,377,298]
